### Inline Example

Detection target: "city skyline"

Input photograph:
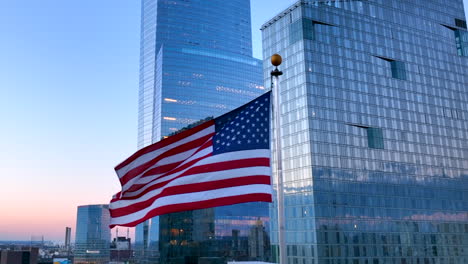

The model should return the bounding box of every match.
[0,0,467,245]
[0,0,299,243]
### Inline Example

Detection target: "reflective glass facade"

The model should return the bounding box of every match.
[74,204,111,264]
[262,0,468,263]
[159,203,271,264]
[137,0,270,263]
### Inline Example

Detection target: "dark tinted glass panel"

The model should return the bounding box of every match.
[21,252,30,264]
[390,61,406,80]
[455,18,467,29]
[367,128,384,149]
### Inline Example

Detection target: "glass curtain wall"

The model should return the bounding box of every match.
[74,205,111,264]
[262,0,468,263]
[137,0,271,263]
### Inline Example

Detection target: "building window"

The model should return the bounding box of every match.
[455,18,467,29]
[455,29,468,57]
[441,24,468,57]
[367,127,384,149]
[348,124,384,149]
[390,60,406,80]
[289,19,334,44]
[374,56,406,80]
[289,18,315,44]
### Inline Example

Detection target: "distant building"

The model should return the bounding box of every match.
[0,246,38,264]
[74,204,111,264]
[64,227,71,250]
[248,219,270,260]
[110,236,132,263]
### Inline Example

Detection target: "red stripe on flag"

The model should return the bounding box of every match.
[115,120,214,171]
[119,133,214,186]
[175,157,270,178]
[140,140,213,178]
[113,156,269,201]
[110,175,271,217]
[113,152,213,200]
[119,142,214,196]
[110,193,272,228]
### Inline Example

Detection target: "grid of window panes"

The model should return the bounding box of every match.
[262,0,468,263]
[455,30,468,57]
[159,203,272,263]
[290,18,316,44]
[156,46,265,138]
[136,0,270,263]
[138,0,158,149]
[74,205,111,264]
[134,219,160,264]
[138,0,266,150]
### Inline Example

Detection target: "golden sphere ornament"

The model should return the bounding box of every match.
[271,54,282,66]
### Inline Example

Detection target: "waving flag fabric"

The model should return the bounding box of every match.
[109,92,272,227]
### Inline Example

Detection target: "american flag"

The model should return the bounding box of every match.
[109,92,272,227]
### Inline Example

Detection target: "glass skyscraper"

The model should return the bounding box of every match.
[136,0,270,263]
[74,204,111,264]
[262,0,468,263]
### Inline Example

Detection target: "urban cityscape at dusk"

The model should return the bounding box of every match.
[1,0,468,263]
[0,0,298,243]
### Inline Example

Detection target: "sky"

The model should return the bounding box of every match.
[0,0,467,243]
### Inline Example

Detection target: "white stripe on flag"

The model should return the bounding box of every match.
[116,125,215,178]
[120,145,214,192]
[111,166,271,209]
[110,184,272,226]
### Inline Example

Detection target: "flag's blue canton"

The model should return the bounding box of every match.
[213,92,271,155]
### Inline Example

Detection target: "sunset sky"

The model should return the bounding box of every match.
[1,0,467,243]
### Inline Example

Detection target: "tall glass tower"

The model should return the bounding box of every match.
[74,204,111,264]
[136,0,270,263]
[262,0,468,263]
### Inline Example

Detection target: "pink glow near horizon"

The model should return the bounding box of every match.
[1,0,467,244]
[0,164,126,242]
[0,187,136,242]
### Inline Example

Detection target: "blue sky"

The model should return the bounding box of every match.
[0,0,141,241]
[0,0,467,242]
